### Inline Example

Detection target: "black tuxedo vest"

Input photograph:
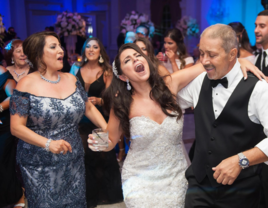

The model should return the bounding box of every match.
[192,74,264,187]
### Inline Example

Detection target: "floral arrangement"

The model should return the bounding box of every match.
[0,14,5,48]
[120,11,155,38]
[176,16,199,37]
[55,11,86,37]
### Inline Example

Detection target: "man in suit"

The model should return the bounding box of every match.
[255,10,268,76]
[178,24,268,208]
[255,10,268,208]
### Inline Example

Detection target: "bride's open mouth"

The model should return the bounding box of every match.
[135,64,145,73]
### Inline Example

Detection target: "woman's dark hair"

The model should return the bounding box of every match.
[78,37,112,76]
[23,31,60,74]
[228,22,252,54]
[4,39,23,66]
[134,37,159,64]
[103,43,182,138]
[164,28,188,69]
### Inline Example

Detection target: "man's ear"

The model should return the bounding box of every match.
[119,74,128,82]
[229,48,238,61]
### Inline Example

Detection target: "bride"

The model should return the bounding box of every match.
[88,43,264,207]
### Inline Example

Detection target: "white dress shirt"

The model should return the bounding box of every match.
[254,48,268,70]
[178,59,268,163]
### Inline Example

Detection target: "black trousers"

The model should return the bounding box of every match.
[185,166,261,208]
[259,164,268,208]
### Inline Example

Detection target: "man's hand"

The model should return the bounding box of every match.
[212,155,242,185]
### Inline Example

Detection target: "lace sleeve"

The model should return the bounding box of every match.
[10,90,30,117]
[76,78,88,102]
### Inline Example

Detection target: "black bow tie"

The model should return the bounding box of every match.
[210,77,228,88]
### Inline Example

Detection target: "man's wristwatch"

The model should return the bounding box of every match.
[238,152,250,169]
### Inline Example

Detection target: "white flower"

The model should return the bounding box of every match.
[126,25,134,32]
[139,14,148,23]
[61,21,68,28]
[67,24,72,30]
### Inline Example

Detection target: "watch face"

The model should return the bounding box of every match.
[240,158,249,167]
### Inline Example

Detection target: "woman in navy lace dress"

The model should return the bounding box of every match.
[9,31,107,208]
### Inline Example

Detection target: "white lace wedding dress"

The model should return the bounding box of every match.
[121,115,188,208]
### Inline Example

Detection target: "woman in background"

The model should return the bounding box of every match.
[228,22,255,64]
[156,28,194,73]
[0,66,24,208]
[70,37,123,208]
[4,39,30,82]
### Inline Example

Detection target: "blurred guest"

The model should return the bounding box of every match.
[255,10,268,76]
[193,46,200,64]
[124,31,136,44]
[0,66,24,208]
[136,24,149,38]
[4,39,30,82]
[254,10,268,208]
[49,26,55,32]
[70,37,123,207]
[157,28,194,73]
[229,22,255,64]
[0,51,6,67]
[117,32,125,51]
[3,27,17,42]
[10,31,107,207]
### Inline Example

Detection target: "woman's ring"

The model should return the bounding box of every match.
[60,151,64,154]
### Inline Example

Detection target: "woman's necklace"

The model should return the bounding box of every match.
[13,68,25,78]
[40,73,61,84]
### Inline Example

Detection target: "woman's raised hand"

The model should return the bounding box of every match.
[165,50,176,63]
[49,140,72,155]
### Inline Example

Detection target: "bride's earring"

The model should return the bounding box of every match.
[11,58,14,64]
[126,79,131,91]
[177,51,180,56]
[85,57,88,62]
[99,55,104,63]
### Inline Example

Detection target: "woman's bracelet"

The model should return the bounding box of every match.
[120,148,125,151]
[0,104,3,113]
[45,139,52,152]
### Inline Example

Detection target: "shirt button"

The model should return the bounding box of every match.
[215,110,217,112]
[216,93,218,95]
[208,151,212,155]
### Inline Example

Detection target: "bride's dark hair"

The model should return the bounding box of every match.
[103,43,182,138]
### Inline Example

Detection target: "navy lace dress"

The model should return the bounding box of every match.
[9,79,88,208]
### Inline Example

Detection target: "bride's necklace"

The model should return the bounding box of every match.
[13,68,25,78]
[40,73,61,84]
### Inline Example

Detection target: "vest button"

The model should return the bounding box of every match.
[206,165,209,168]
[211,137,215,141]
[213,123,217,127]
[208,151,212,155]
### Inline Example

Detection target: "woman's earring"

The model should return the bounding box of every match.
[84,57,88,62]
[177,51,180,56]
[126,79,131,91]
[11,58,14,64]
[99,55,104,63]
[239,43,242,48]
